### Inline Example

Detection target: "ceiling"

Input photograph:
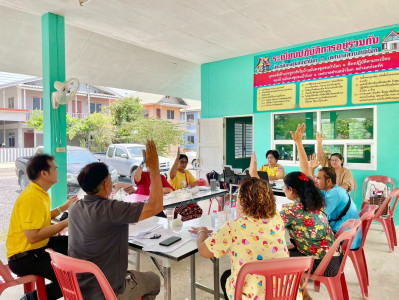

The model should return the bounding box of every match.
[1,0,399,99]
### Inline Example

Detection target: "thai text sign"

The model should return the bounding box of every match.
[254,24,399,111]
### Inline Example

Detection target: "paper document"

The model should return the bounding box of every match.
[129,218,163,238]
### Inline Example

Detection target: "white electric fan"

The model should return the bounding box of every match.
[52,78,80,109]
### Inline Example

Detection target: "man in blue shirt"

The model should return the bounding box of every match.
[314,167,362,249]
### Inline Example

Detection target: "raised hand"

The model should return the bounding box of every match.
[176,147,181,159]
[145,139,159,172]
[249,151,260,178]
[309,153,320,170]
[316,132,323,144]
[290,123,306,144]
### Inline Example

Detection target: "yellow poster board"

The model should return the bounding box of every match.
[352,70,399,104]
[256,84,296,111]
[299,78,348,108]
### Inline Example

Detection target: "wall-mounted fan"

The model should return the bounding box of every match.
[52,78,80,109]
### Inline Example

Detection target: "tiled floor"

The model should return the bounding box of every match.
[1,200,398,299]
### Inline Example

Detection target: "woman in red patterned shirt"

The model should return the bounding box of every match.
[280,172,342,278]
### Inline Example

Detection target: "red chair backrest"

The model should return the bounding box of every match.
[362,176,395,201]
[358,205,378,248]
[46,249,117,300]
[234,256,314,300]
[374,188,399,219]
[316,219,361,277]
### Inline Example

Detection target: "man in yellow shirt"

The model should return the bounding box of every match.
[6,154,77,300]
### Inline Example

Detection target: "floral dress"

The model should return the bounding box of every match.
[280,200,335,260]
[205,212,302,300]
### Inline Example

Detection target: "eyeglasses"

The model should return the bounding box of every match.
[179,160,188,164]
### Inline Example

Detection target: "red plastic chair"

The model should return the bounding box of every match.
[311,219,361,300]
[369,188,399,253]
[0,259,47,299]
[346,205,378,300]
[234,256,314,300]
[46,249,117,300]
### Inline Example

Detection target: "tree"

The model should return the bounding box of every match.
[68,111,115,151]
[130,117,186,156]
[110,97,143,126]
[26,110,44,131]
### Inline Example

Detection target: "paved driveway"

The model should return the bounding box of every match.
[0,166,20,242]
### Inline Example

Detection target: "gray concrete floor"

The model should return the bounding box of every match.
[1,164,398,299]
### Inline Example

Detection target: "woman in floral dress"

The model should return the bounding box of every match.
[280,172,341,277]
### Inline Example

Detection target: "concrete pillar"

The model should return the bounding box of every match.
[17,123,23,148]
[42,13,67,208]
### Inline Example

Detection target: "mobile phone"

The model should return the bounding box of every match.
[159,236,181,247]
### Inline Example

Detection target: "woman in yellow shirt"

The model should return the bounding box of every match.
[168,148,198,190]
[168,149,201,220]
[258,150,285,180]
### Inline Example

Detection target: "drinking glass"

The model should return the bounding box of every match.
[165,208,175,229]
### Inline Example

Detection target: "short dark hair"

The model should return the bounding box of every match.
[179,154,188,162]
[319,167,337,185]
[26,154,55,181]
[266,150,279,161]
[239,177,276,219]
[284,172,325,211]
[330,153,344,166]
[78,162,110,194]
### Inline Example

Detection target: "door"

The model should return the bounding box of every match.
[225,117,253,171]
[24,132,34,148]
[198,118,225,179]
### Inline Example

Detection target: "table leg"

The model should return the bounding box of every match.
[164,266,171,300]
[190,254,196,300]
[212,257,220,300]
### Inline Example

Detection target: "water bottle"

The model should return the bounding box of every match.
[224,202,232,221]
[231,203,237,220]
[211,210,219,229]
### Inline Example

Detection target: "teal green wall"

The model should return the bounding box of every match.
[201,42,399,224]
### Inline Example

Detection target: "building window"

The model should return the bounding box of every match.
[187,135,195,144]
[143,109,149,118]
[272,107,375,169]
[8,132,15,147]
[90,103,102,114]
[167,110,174,119]
[8,97,14,109]
[187,113,194,122]
[156,109,161,118]
[33,97,43,110]
[235,123,253,159]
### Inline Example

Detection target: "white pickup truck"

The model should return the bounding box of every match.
[100,143,171,185]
